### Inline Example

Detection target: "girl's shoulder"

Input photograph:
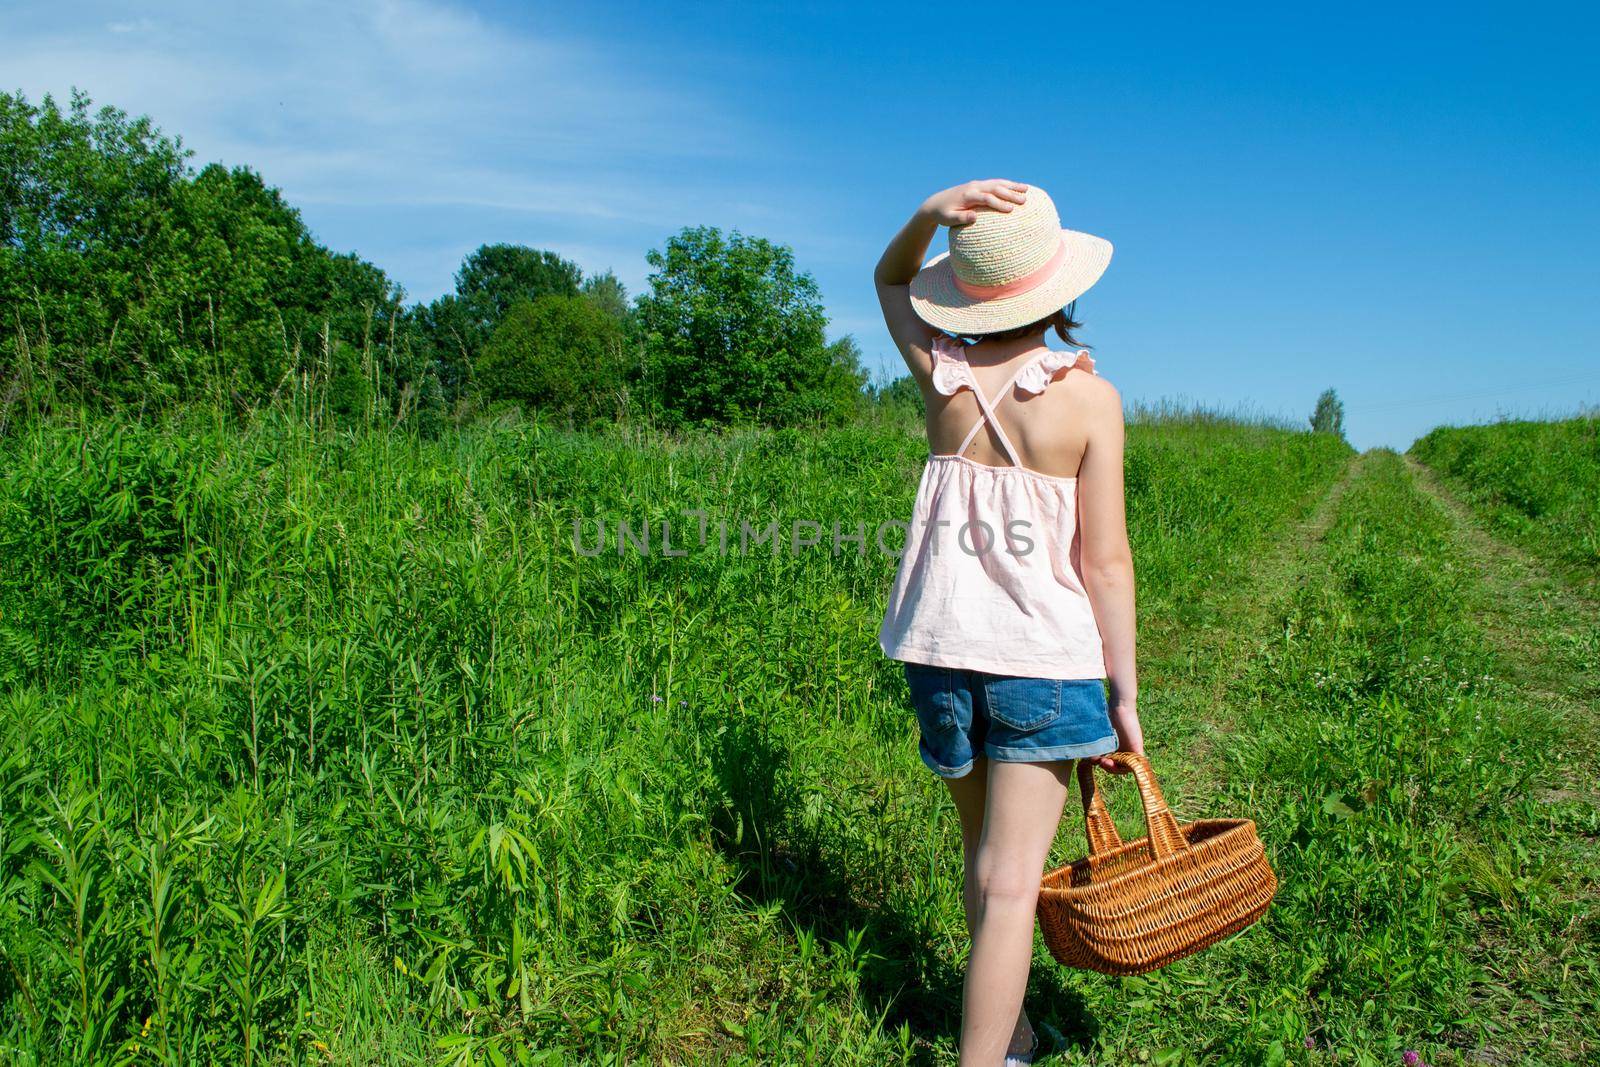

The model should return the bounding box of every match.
[1037,349,1117,402]
[1039,358,1121,432]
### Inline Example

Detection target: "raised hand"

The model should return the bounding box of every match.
[919,179,1029,227]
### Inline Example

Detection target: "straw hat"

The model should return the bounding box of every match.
[909,185,1112,335]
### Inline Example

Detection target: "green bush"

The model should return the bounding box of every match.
[637,226,865,427]
[474,294,629,422]
[326,340,371,419]
[866,373,922,417]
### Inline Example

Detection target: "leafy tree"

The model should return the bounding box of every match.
[637,226,860,426]
[454,243,581,342]
[407,293,474,402]
[327,339,372,420]
[176,162,400,393]
[821,335,871,420]
[1311,388,1345,438]
[475,294,627,422]
[0,89,408,411]
[580,270,629,319]
[405,245,586,404]
[1,89,191,402]
[869,373,923,416]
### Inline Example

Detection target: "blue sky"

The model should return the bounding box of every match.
[7,1,1597,449]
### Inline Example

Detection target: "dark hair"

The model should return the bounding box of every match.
[956,301,1088,348]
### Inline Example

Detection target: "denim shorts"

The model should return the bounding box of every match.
[903,662,1119,778]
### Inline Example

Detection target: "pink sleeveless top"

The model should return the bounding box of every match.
[878,335,1106,680]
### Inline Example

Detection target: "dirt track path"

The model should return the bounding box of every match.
[1036,448,1596,1061]
[1400,454,1600,1064]
[1403,454,1600,796]
[1143,450,1368,813]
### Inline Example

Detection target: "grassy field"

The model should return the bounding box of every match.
[1410,414,1600,596]
[0,403,1595,1065]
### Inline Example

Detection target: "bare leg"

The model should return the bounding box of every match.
[951,759,1074,1066]
[941,758,1043,1060]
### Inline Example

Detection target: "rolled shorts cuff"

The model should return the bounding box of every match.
[919,748,976,779]
[984,732,1119,763]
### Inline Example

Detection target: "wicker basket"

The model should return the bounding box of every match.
[1036,751,1277,975]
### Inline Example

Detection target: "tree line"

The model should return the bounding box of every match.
[0,90,885,432]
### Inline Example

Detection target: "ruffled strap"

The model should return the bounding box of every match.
[928,334,977,396]
[1012,348,1096,395]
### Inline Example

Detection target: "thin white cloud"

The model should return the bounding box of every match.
[3,0,776,290]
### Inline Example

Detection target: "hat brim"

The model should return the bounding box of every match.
[908,228,1113,335]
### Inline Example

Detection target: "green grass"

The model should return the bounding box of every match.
[1410,414,1600,593]
[2,406,1594,1064]
[1144,451,1599,1064]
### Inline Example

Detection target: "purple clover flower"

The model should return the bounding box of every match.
[1402,1052,1420,1067]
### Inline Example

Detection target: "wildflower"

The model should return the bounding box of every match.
[1303,1035,1315,1049]
[650,693,664,704]
[1402,1052,1420,1067]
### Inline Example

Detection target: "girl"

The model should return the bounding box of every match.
[875,179,1143,1066]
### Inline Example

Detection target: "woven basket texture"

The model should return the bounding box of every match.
[1036,752,1278,975]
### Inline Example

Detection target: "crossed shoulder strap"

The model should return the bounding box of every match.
[954,362,1036,465]
[931,336,1082,467]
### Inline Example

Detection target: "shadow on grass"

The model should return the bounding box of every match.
[703,710,1101,1062]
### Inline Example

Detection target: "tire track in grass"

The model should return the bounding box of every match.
[1036,451,1368,1065]
[1402,454,1600,793]
[1190,450,1512,1063]
[1137,450,1367,815]
[1059,450,1597,1065]
[1033,443,1359,884]
[1245,451,1596,1064]
[1400,454,1600,1064]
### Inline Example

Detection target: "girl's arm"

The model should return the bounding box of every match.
[1076,380,1143,772]
[875,179,1029,377]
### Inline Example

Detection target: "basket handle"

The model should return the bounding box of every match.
[1076,759,1125,854]
[1076,752,1189,858]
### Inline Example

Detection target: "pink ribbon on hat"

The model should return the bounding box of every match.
[951,237,1068,300]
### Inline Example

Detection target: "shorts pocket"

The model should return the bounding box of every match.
[982,675,1061,733]
[904,662,959,732]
